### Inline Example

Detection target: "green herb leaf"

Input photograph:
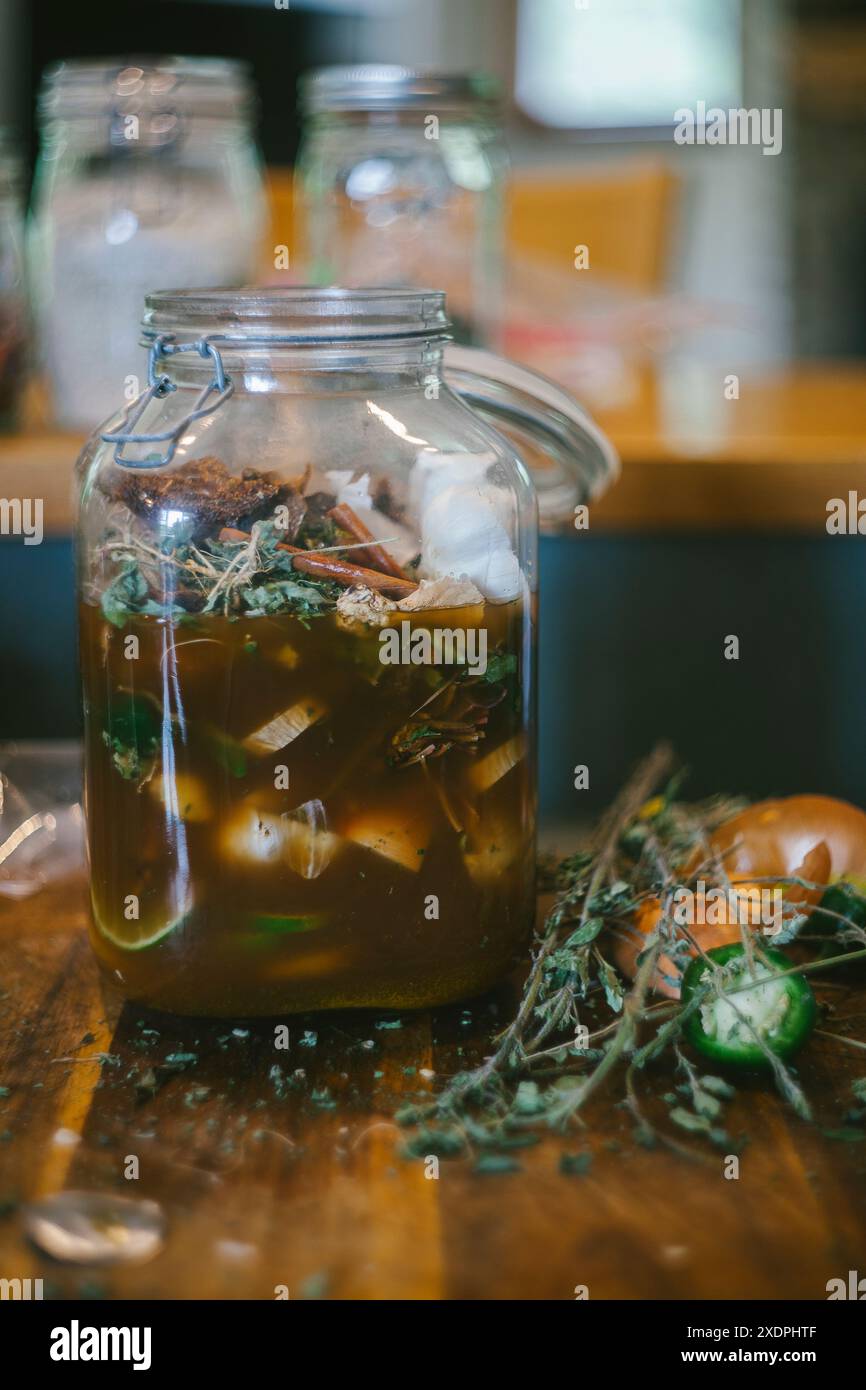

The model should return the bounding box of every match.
[560,1152,592,1176]
[821,1127,866,1143]
[564,917,604,948]
[401,1127,465,1159]
[513,1080,544,1116]
[100,561,149,628]
[669,1107,711,1134]
[483,650,517,684]
[240,579,335,619]
[692,1089,722,1121]
[596,954,624,1014]
[473,1153,521,1175]
[699,1075,737,1099]
[101,692,161,782]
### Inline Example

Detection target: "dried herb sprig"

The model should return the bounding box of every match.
[96,516,346,624]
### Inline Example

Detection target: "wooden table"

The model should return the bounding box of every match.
[1,874,865,1301]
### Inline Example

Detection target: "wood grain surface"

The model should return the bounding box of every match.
[1,875,865,1301]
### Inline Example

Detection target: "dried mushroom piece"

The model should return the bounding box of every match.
[100,456,300,539]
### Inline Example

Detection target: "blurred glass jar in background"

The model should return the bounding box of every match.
[29,58,267,431]
[296,66,507,348]
[0,133,28,433]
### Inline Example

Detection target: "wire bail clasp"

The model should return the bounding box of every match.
[101,335,234,469]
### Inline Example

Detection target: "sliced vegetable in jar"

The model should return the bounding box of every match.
[242,697,327,755]
[681,943,816,1069]
[467,733,525,794]
[92,901,188,951]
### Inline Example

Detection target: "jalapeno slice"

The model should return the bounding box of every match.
[681,943,816,1069]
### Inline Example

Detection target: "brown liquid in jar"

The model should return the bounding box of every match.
[80,592,534,1016]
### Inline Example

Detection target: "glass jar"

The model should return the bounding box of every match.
[30,58,267,431]
[296,66,506,347]
[0,135,27,432]
[76,287,616,1016]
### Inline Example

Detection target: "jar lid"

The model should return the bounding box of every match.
[142,286,452,343]
[38,56,256,123]
[137,287,618,528]
[299,65,501,115]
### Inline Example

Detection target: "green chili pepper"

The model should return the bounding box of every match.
[812,879,866,934]
[681,943,816,1069]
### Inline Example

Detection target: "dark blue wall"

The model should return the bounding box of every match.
[539,533,866,815]
[0,538,80,737]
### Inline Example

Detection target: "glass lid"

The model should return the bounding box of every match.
[299,65,501,115]
[444,344,619,529]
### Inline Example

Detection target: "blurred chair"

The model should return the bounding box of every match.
[507,159,678,292]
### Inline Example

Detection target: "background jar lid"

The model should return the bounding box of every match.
[299,65,501,116]
[37,56,257,126]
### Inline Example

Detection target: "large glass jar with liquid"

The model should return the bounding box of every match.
[76,286,616,1015]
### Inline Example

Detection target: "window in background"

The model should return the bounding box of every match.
[515,0,742,131]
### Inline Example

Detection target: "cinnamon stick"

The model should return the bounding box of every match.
[219,527,418,599]
[328,502,408,581]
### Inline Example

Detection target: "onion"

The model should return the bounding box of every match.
[688,794,866,887]
[613,794,866,997]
